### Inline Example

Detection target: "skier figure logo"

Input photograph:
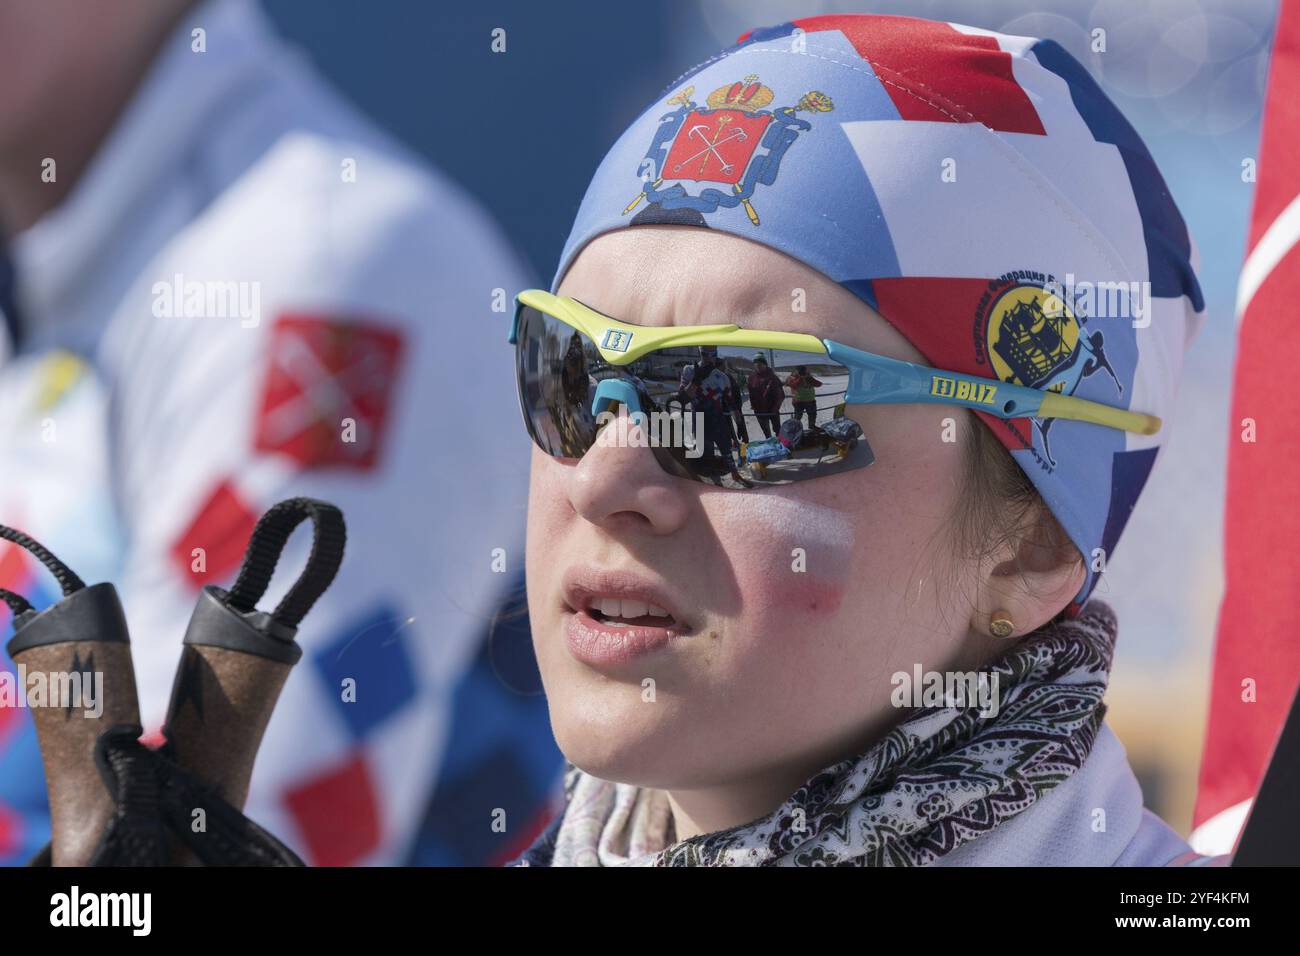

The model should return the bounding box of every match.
[623,76,833,226]
[984,281,1122,467]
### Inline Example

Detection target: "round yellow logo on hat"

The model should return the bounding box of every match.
[986,284,1079,390]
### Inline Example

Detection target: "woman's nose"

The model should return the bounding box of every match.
[566,408,692,536]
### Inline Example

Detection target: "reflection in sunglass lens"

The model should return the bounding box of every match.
[651,346,874,489]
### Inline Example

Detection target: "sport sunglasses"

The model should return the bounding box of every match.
[508,289,1160,490]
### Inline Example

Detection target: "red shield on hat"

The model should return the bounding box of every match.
[662,109,772,185]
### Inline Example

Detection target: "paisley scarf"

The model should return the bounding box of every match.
[514,600,1119,867]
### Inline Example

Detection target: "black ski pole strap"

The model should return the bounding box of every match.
[0,524,85,597]
[158,757,305,867]
[28,726,306,867]
[24,725,174,868]
[224,498,347,630]
[87,724,171,866]
[0,586,33,617]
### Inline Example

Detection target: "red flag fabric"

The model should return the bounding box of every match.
[1192,0,1300,852]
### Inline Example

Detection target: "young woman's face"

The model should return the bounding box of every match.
[527,227,987,796]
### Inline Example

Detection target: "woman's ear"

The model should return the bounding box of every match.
[967,512,1085,642]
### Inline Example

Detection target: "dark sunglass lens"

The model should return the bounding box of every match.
[515,306,602,459]
[515,313,875,485]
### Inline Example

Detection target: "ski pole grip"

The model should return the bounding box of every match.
[162,586,300,813]
[5,583,142,867]
[162,499,345,814]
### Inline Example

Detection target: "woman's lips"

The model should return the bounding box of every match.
[564,608,683,668]
[561,568,691,670]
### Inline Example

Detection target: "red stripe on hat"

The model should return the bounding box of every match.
[871,275,1034,449]
[1194,1,1300,839]
[791,14,1045,135]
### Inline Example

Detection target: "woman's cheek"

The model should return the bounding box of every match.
[527,450,571,542]
[526,453,577,641]
[698,491,853,625]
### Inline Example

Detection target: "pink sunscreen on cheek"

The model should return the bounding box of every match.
[699,491,854,621]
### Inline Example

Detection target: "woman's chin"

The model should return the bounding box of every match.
[548,694,697,789]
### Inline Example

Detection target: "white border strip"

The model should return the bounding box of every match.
[1188,797,1252,856]
[1237,191,1300,321]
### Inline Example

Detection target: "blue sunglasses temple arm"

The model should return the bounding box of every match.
[507,302,522,344]
[823,340,1047,420]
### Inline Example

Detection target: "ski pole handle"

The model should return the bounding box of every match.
[162,586,301,811]
[162,498,346,814]
[5,583,142,866]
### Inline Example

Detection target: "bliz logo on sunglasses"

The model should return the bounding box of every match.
[929,375,998,406]
[601,328,633,352]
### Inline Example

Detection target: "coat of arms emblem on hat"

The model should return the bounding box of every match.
[623,76,833,226]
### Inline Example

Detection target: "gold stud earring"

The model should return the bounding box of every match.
[989,610,1015,638]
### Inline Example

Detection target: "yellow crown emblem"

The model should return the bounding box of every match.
[706,75,774,112]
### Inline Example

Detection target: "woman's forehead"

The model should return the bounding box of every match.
[556,227,923,362]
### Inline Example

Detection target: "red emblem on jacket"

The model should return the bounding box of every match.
[255,315,404,470]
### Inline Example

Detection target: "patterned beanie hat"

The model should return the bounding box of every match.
[552,14,1205,609]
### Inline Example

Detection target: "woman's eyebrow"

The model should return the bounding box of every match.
[587,279,806,329]
[663,297,795,329]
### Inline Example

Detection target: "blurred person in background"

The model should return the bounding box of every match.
[0,0,559,865]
